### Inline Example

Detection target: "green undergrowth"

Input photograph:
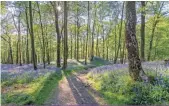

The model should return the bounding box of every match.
[2,72,37,88]
[63,66,85,76]
[2,58,109,105]
[2,72,62,105]
[34,72,62,104]
[2,65,94,105]
[89,56,110,66]
[87,69,169,105]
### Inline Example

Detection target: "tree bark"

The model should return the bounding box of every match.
[126,1,148,81]
[147,2,164,61]
[9,36,13,64]
[51,1,61,67]
[25,6,30,64]
[37,2,46,68]
[16,41,18,64]
[102,25,105,59]
[85,1,90,65]
[2,35,13,64]
[63,1,68,69]
[29,1,37,70]
[115,2,124,64]
[106,39,109,60]
[140,1,146,61]
[18,12,22,66]
[70,33,73,59]
[91,2,97,61]
[76,2,80,61]
[147,19,158,61]
[114,25,117,63]
[96,26,99,57]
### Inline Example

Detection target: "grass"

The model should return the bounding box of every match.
[34,59,109,104]
[1,72,60,105]
[34,72,62,104]
[89,57,110,66]
[87,68,169,105]
[2,58,109,105]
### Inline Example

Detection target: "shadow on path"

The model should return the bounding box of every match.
[65,73,98,105]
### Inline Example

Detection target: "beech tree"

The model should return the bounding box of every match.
[29,1,37,70]
[1,1,169,66]
[125,1,148,81]
[50,1,61,67]
[63,1,68,69]
[140,1,146,61]
[85,1,90,65]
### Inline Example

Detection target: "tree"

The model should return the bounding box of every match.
[24,3,30,64]
[114,2,124,64]
[37,2,46,68]
[50,1,61,67]
[147,2,164,61]
[17,12,22,66]
[11,5,22,65]
[85,1,90,65]
[1,1,169,65]
[91,2,97,61]
[76,3,80,61]
[125,1,148,81]
[63,1,68,69]
[29,1,37,70]
[140,1,146,61]
[114,25,117,63]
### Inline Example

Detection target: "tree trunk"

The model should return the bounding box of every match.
[91,2,97,61]
[82,38,85,59]
[101,22,105,59]
[80,37,83,59]
[96,26,99,57]
[106,39,109,60]
[8,36,13,64]
[25,6,30,64]
[16,41,18,64]
[115,2,124,64]
[51,1,61,67]
[63,1,68,69]
[37,2,46,68]
[102,34,105,59]
[77,24,79,61]
[70,33,73,59]
[114,25,117,63]
[18,12,22,66]
[153,36,159,60]
[46,39,50,64]
[74,14,77,59]
[22,36,25,64]
[126,1,148,81]
[29,1,37,70]
[147,2,164,61]
[140,1,146,61]
[76,3,80,61]
[147,19,158,61]
[85,1,90,65]
[121,34,126,64]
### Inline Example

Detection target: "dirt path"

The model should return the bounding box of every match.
[45,69,106,105]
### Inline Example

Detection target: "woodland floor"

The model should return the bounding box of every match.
[45,67,106,105]
[1,60,169,105]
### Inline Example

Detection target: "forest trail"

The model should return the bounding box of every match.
[45,68,106,105]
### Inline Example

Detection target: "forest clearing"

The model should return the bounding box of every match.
[1,1,169,105]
